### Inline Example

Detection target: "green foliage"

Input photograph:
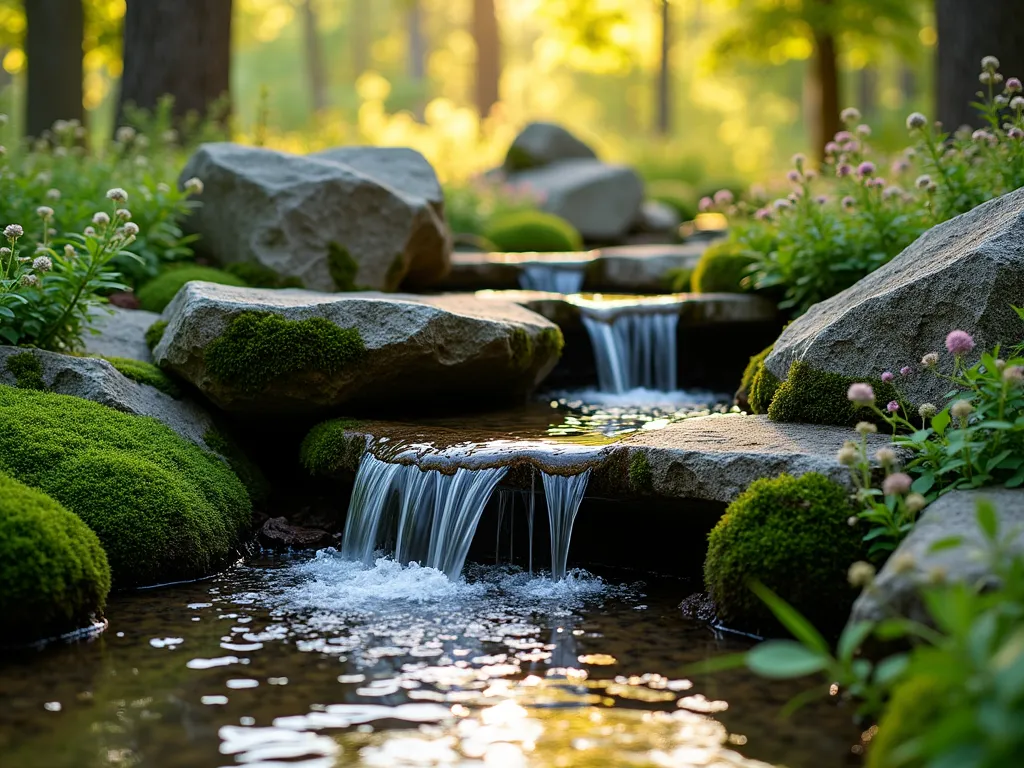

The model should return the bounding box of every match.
[767,361,902,427]
[628,451,652,492]
[300,418,367,475]
[100,355,181,398]
[737,344,773,413]
[203,428,270,508]
[748,359,781,415]
[484,210,584,253]
[690,240,755,293]
[6,351,45,390]
[327,242,360,291]
[145,320,168,351]
[136,266,248,313]
[205,312,365,394]
[704,472,864,635]
[224,262,304,289]
[0,471,111,644]
[443,178,542,238]
[0,384,251,587]
[664,267,692,293]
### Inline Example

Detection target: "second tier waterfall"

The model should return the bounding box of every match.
[580,308,680,393]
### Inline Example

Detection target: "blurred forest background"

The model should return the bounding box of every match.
[1,0,1020,192]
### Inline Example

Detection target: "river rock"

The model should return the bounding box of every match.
[504,122,598,170]
[0,346,217,451]
[83,307,161,362]
[765,187,1024,406]
[180,143,451,292]
[508,158,645,242]
[849,489,1024,625]
[154,282,564,415]
[259,517,336,550]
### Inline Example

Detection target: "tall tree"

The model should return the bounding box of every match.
[351,0,370,78]
[471,0,501,118]
[936,0,1024,131]
[117,0,232,125]
[301,0,327,114]
[24,0,83,137]
[656,0,671,136]
[406,0,426,118]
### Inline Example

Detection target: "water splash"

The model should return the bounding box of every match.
[543,469,592,580]
[519,264,586,294]
[581,310,679,393]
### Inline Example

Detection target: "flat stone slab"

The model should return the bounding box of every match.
[83,307,161,362]
[436,243,708,294]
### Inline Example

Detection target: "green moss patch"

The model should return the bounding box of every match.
[0,385,251,588]
[737,345,773,414]
[484,210,583,253]
[0,471,111,644]
[767,360,904,427]
[748,363,780,415]
[628,451,653,492]
[328,242,360,291]
[691,241,755,293]
[704,472,865,636]
[206,312,366,395]
[137,266,249,313]
[300,419,367,475]
[101,356,182,398]
[225,262,304,289]
[6,351,45,390]
[145,320,168,352]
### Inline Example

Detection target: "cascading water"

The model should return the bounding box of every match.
[519,264,586,294]
[543,469,592,580]
[580,310,679,393]
[342,454,507,580]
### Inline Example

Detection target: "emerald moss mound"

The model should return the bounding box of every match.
[0,471,111,644]
[736,344,773,413]
[484,210,584,253]
[101,356,181,398]
[137,266,249,313]
[749,363,781,415]
[767,361,904,427]
[206,312,366,394]
[6,352,45,390]
[691,241,755,293]
[0,385,251,588]
[145,320,168,351]
[704,473,865,636]
[300,419,367,475]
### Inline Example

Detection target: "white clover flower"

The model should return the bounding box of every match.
[19,273,38,287]
[4,223,23,240]
[115,126,136,143]
[83,226,96,237]
[982,55,1001,71]
[906,112,928,130]
[92,212,111,226]
[106,188,128,204]
[134,155,148,168]
[45,188,61,201]
[184,177,204,195]
[915,174,933,190]
[116,208,131,221]
[1011,96,1024,110]
[123,222,140,237]
[64,244,76,259]
[36,206,54,220]
[840,107,861,123]
[157,182,171,194]
[847,561,876,588]
[0,246,11,258]
[32,255,52,273]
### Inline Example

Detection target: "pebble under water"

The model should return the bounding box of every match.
[0,554,867,768]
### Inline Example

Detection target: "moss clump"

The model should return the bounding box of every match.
[628,451,653,492]
[767,361,904,427]
[704,473,865,636]
[137,266,249,312]
[691,241,756,293]
[484,210,584,253]
[203,428,271,508]
[300,419,367,475]
[0,471,111,644]
[736,345,773,413]
[101,356,181,398]
[0,385,251,588]
[6,351,45,390]
[225,262,304,289]
[510,328,533,371]
[748,361,781,415]
[145,320,168,352]
[536,327,565,363]
[328,242,361,291]
[206,312,366,394]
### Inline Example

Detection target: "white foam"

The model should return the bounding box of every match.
[554,387,724,410]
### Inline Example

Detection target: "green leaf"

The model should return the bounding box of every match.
[873,654,909,687]
[746,640,829,679]
[749,581,830,655]
[929,536,965,554]
[912,473,936,494]
[837,621,874,663]
[684,652,749,676]
[932,409,952,436]
[976,500,999,541]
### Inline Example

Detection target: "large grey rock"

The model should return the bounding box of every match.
[0,346,216,451]
[154,282,563,415]
[850,489,1024,624]
[634,200,682,235]
[180,143,451,292]
[765,187,1024,406]
[504,122,597,170]
[508,158,645,242]
[84,307,161,362]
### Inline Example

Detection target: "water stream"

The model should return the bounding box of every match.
[581,310,680,393]
[518,263,586,294]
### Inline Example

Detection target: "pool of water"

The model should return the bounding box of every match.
[0,555,865,768]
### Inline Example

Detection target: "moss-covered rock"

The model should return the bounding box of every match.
[100,356,181,398]
[704,472,865,635]
[327,242,361,291]
[484,210,584,253]
[0,385,251,588]
[748,363,781,415]
[0,471,111,644]
[691,241,756,294]
[225,262,305,290]
[767,361,904,427]
[300,419,367,475]
[628,451,653,493]
[145,320,168,352]
[206,312,366,395]
[137,266,249,313]
[736,345,773,413]
[6,351,45,390]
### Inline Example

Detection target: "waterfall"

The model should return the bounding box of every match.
[580,311,679,393]
[342,455,507,580]
[543,470,592,580]
[519,264,585,294]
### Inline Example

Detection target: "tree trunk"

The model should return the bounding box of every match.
[656,0,671,136]
[351,0,370,78]
[25,0,84,137]
[936,0,1024,132]
[117,0,232,126]
[472,0,501,119]
[857,65,877,118]
[302,0,327,114]
[407,0,426,119]
[810,30,840,161]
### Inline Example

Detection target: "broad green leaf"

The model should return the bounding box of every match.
[837,621,874,662]
[746,640,829,679]
[929,536,965,554]
[976,500,999,541]
[749,581,829,654]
